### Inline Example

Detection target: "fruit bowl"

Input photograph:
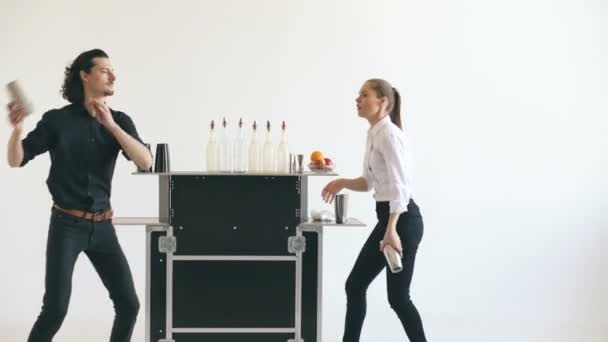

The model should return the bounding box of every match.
[308,163,335,173]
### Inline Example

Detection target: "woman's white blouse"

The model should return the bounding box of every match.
[361,115,414,214]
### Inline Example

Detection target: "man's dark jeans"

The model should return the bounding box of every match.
[28,207,140,342]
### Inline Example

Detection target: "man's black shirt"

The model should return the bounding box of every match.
[20,103,143,211]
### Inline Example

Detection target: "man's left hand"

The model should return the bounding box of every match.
[88,100,116,129]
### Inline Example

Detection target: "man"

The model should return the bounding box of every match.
[6,49,153,342]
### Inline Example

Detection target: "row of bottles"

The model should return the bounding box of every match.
[206,118,290,173]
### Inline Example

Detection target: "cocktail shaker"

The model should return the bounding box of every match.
[383,245,403,273]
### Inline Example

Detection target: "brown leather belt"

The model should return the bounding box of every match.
[53,204,113,222]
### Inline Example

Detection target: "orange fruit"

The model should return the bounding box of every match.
[311,150,324,162]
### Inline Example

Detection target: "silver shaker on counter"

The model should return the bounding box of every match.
[289,154,295,173]
[297,154,304,173]
[334,193,348,223]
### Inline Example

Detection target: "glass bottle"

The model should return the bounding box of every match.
[206,120,219,172]
[262,120,276,172]
[276,121,290,173]
[233,118,247,173]
[219,117,233,172]
[248,121,262,173]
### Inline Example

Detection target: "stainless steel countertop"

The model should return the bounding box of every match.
[131,171,338,177]
[112,217,170,226]
[112,217,365,228]
[298,218,366,230]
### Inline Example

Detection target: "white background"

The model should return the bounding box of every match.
[0,0,606,341]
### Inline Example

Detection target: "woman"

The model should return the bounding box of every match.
[322,79,427,342]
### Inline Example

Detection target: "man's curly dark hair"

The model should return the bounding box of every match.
[60,49,109,104]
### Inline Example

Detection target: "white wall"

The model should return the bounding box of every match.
[1,0,606,341]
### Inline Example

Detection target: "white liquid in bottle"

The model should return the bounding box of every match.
[262,120,276,172]
[219,117,233,172]
[248,121,262,173]
[276,121,290,173]
[233,118,247,173]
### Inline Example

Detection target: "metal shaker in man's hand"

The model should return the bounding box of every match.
[6,80,33,116]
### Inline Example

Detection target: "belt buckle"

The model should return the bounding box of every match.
[92,211,104,221]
